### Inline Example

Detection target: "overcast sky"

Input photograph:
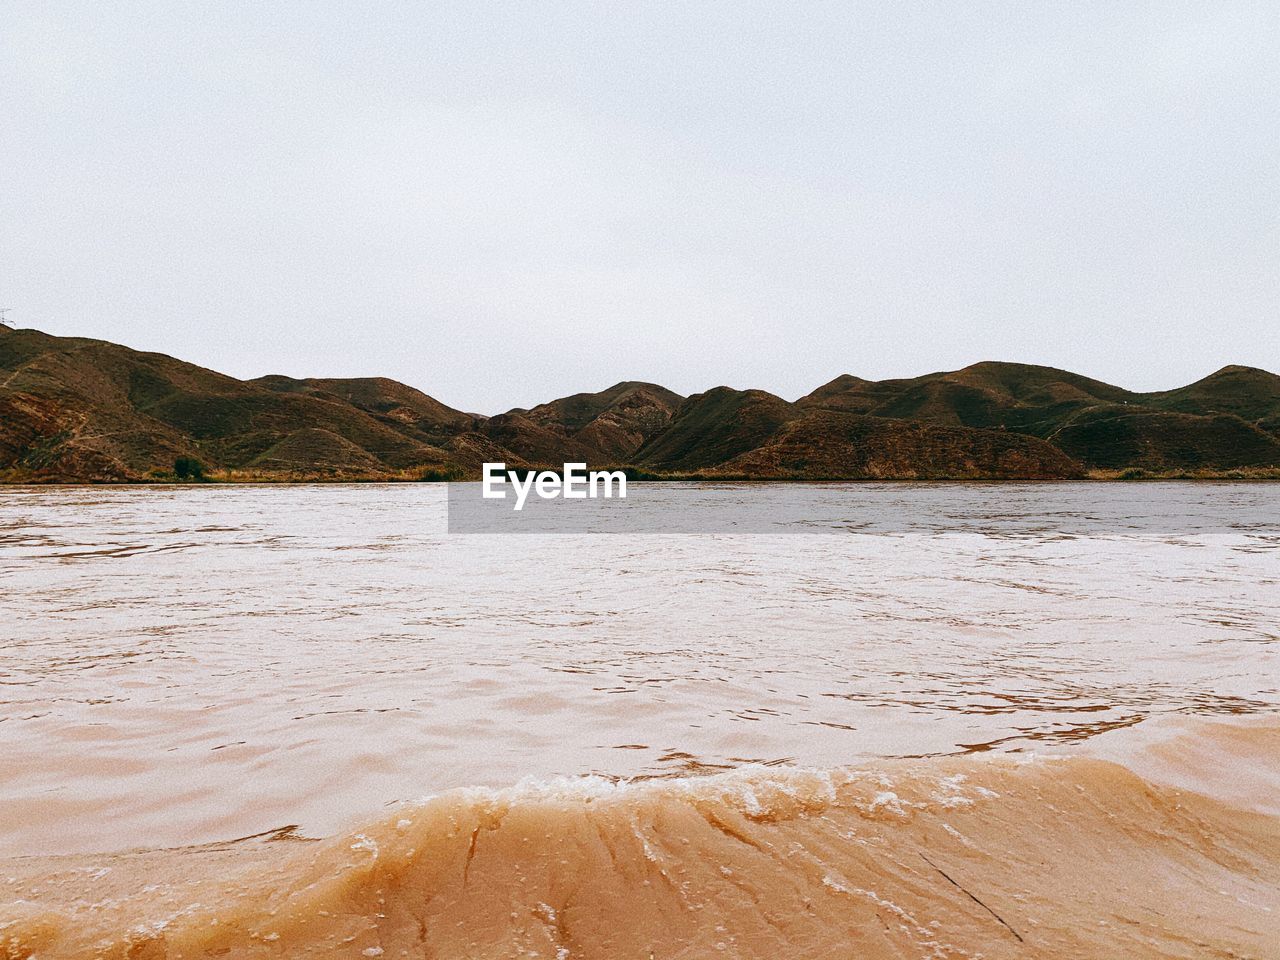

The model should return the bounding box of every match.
[2,2,1277,413]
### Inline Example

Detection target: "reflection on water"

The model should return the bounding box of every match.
[0,482,1277,856]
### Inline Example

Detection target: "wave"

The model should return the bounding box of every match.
[3,718,1279,959]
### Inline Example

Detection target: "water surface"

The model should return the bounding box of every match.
[1,483,1276,857]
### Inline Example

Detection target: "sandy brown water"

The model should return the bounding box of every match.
[1,483,1278,958]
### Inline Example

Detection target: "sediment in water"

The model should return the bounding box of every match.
[3,723,1279,960]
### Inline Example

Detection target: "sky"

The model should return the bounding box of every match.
[2,1,1277,413]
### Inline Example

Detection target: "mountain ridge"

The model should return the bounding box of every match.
[2,326,1278,482]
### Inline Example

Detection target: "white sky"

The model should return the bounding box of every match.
[2,1,1277,413]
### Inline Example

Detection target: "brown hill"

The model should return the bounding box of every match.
[1047,408,1280,471]
[479,381,685,466]
[0,328,471,481]
[1142,365,1280,432]
[801,362,1133,434]
[512,381,684,461]
[721,410,1084,480]
[801,361,1280,471]
[633,381,1082,479]
[252,376,478,442]
[473,412,598,467]
[2,325,1277,482]
[635,387,797,472]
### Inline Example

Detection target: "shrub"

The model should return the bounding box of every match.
[174,456,206,480]
[417,465,464,482]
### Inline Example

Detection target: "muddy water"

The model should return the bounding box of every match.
[1,483,1277,958]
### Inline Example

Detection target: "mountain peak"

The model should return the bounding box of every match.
[1206,364,1278,379]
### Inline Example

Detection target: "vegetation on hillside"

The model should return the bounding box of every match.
[2,326,1278,483]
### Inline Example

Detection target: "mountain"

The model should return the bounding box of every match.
[1047,408,1280,471]
[1142,365,1280,431]
[800,361,1280,471]
[252,375,479,442]
[634,385,1080,479]
[635,388,797,472]
[799,362,1134,433]
[720,410,1082,479]
[480,381,685,466]
[472,412,600,466]
[0,328,468,481]
[2,325,1277,482]
[511,381,684,461]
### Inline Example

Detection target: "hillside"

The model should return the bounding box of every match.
[0,328,468,481]
[634,385,1082,480]
[1,326,1277,481]
[799,362,1135,433]
[513,381,684,461]
[721,410,1083,480]
[635,388,797,472]
[800,361,1280,471]
[252,375,479,442]
[479,381,686,466]
[1142,365,1280,432]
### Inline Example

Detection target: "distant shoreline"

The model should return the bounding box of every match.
[4,325,1279,484]
[4,470,1279,487]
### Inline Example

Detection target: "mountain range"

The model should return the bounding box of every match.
[3,325,1279,482]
